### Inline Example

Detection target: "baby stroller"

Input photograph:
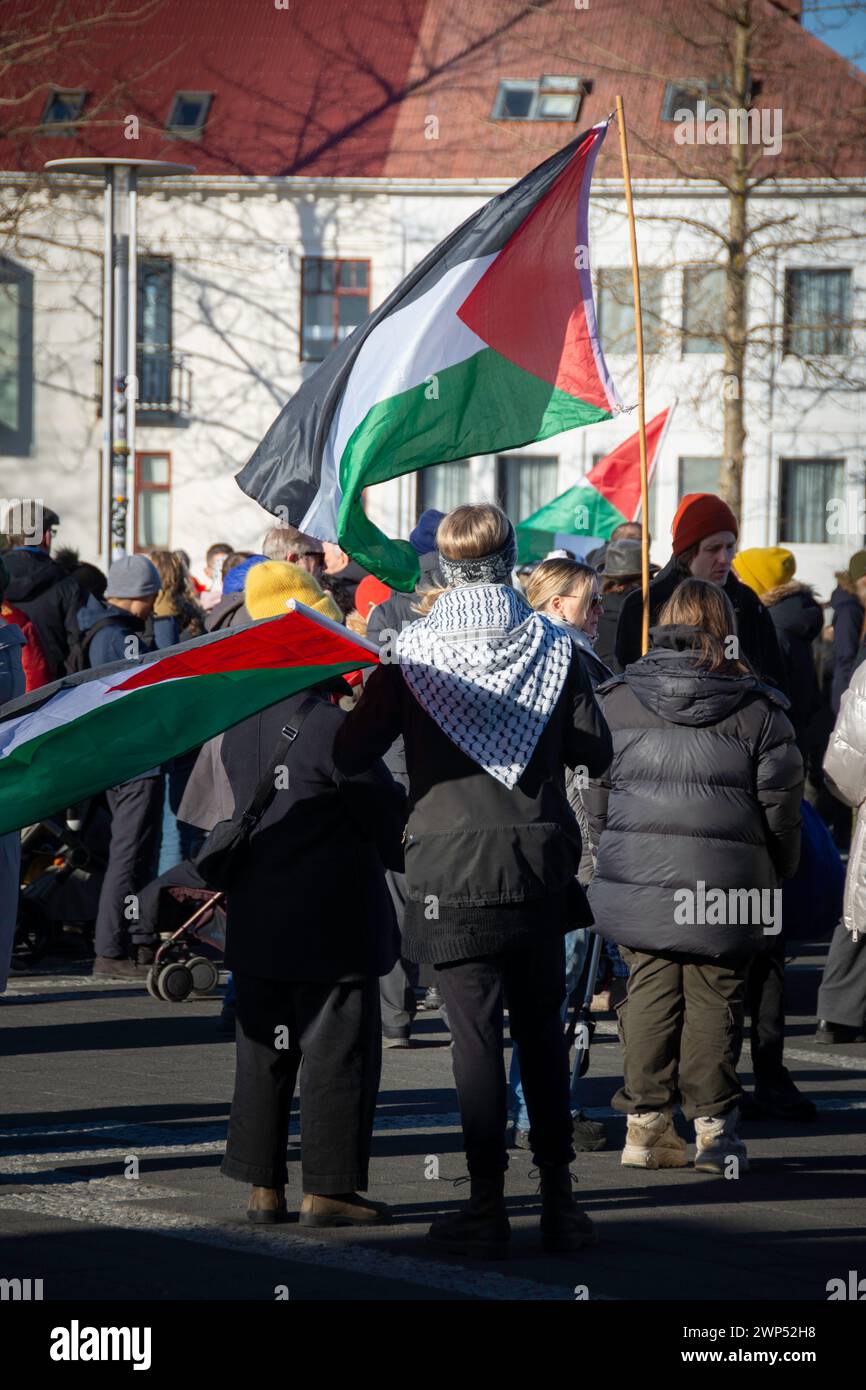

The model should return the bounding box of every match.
[15,798,110,964]
[136,859,225,1004]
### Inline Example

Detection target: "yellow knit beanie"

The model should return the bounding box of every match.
[732,546,796,597]
[244,561,342,622]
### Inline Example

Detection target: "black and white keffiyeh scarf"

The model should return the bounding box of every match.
[396,584,573,788]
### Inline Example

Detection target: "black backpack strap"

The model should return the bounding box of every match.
[239,694,321,830]
[80,614,129,654]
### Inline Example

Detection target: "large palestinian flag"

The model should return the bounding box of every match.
[0,603,376,835]
[237,122,622,592]
[516,405,674,562]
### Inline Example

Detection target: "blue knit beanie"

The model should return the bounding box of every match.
[222,554,267,594]
[409,509,444,556]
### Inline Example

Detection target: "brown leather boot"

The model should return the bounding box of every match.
[247,1186,288,1224]
[299,1193,392,1227]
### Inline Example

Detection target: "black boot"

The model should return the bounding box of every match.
[427,1174,510,1259]
[539,1166,598,1253]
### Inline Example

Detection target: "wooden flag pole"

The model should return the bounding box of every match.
[615,94,651,656]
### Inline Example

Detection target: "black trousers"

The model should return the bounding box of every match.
[380,869,419,1037]
[221,972,381,1194]
[436,934,574,1176]
[744,938,786,1087]
[94,776,164,959]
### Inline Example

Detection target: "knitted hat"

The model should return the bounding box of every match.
[222,554,267,594]
[848,550,866,585]
[354,574,392,621]
[244,560,342,622]
[438,520,517,588]
[105,554,161,599]
[671,493,738,556]
[732,546,796,596]
[409,508,445,556]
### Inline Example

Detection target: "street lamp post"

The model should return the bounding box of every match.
[43,158,193,571]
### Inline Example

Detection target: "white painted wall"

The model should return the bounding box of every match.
[2,173,863,599]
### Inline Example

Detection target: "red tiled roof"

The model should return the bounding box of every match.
[2,0,864,180]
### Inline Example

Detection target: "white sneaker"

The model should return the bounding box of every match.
[621,1110,689,1169]
[694,1109,749,1175]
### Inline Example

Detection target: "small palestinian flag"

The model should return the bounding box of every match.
[237,122,621,592]
[0,603,375,835]
[516,405,675,562]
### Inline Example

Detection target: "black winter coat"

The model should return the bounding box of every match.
[761,582,823,752]
[365,550,442,649]
[593,588,632,673]
[220,687,406,982]
[585,626,803,959]
[829,584,863,714]
[333,651,613,964]
[2,548,84,679]
[615,555,787,692]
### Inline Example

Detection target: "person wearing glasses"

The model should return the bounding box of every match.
[261,525,325,580]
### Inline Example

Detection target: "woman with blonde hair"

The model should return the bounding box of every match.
[512,556,612,1153]
[585,578,803,1175]
[335,503,612,1257]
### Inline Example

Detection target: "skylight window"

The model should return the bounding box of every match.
[492,77,583,122]
[166,92,212,138]
[41,90,86,133]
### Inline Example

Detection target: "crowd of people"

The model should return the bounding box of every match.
[1,492,865,1256]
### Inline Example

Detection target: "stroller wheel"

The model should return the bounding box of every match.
[145,966,163,1002]
[187,956,220,996]
[157,961,193,1003]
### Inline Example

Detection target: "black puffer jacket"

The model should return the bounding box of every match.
[761,582,823,752]
[2,548,84,679]
[334,649,612,964]
[585,626,803,959]
[615,555,787,692]
[829,583,863,714]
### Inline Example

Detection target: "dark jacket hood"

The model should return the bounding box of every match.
[76,591,143,634]
[830,583,862,614]
[3,548,64,604]
[601,624,790,727]
[764,583,823,642]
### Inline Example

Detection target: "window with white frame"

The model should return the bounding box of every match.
[783,269,852,357]
[417,461,472,516]
[682,266,726,354]
[779,457,844,544]
[496,455,558,524]
[492,76,583,122]
[597,268,665,355]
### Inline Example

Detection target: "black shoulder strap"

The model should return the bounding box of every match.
[240,693,321,828]
[79,614,128,653]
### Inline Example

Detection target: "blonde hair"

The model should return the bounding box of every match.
[414,502,511,615]
[524,558,597,627]
[657,578,750,675]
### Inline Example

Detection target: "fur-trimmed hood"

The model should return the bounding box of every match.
[761,580,815,608]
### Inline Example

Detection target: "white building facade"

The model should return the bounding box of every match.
[2,167,863,598]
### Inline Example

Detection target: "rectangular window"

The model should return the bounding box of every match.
[0,258,33,455]
[492,77,582,122]
[783,269,852,357]
[597,268,664,355]
[496,454,558,525]
[166,91,212,139]
[682,266,725,354]
[137,258,173,409]
[679,457,723,499]
[134,453,171,551]
[41,89,86,133]
[779,457,844,544]
[301,258,369,362]
[418,460,471,516]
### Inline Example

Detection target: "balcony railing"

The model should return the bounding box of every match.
[95,347,192,418]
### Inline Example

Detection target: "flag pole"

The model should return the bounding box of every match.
[615,95,651,656]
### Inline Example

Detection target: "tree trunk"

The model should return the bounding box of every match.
[720,2,750,521]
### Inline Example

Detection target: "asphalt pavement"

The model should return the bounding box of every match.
[1,940,864,1303]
